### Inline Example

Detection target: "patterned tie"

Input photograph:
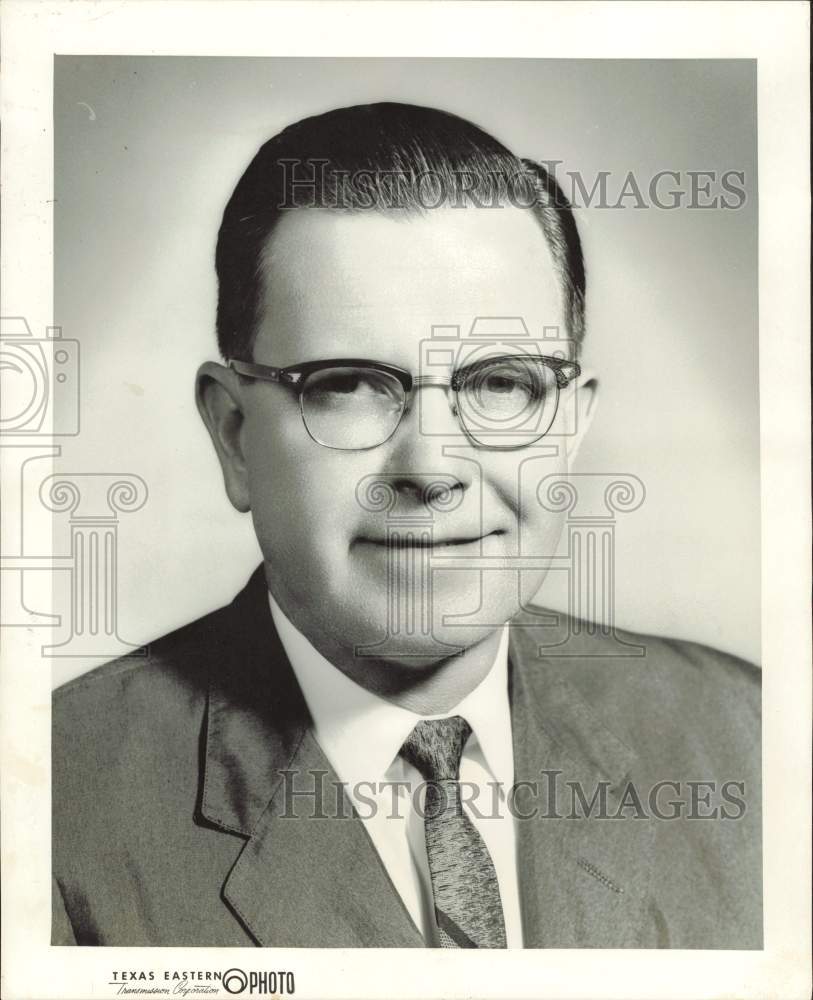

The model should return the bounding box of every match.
[400,716,507,948]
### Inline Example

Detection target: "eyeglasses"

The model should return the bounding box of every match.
[228,354,580,451]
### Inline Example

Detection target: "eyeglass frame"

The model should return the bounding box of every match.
[227,353,582,451]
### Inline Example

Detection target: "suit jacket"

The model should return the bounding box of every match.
[52,566,762,948]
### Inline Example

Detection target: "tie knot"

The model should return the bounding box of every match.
[400,715,472,782]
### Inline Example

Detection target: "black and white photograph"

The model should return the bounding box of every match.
[1,3,810,1000]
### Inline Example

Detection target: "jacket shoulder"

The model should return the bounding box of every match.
[513,604,759,680]
[52,599,239,763]
[511,607,760,771]
[56,600,232,696]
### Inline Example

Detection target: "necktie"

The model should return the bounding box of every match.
[400,715,507,948]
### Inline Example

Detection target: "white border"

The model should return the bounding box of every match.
[1,3,810,999]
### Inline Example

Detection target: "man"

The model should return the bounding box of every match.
[52,103,761,948]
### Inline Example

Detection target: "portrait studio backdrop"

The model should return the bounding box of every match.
[43,56,758,685]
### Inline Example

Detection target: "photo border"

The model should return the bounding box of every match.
[1,3,810,999]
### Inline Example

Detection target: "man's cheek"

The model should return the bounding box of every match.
[518,478,568,555]
[489,450,568,521]
[292,480,356,555]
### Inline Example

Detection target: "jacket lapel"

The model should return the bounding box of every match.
[509,627,655,948]
[197,567,423,947]
[222,726,424,947]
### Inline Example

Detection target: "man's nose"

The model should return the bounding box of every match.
[382,385,473,500]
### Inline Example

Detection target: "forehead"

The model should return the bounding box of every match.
[255,206,565,367]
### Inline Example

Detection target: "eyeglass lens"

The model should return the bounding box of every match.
[302,367,406,449]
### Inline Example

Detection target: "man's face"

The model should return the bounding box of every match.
[211,206,592,666]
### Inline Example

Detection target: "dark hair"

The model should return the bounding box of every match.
[215,102,585,360]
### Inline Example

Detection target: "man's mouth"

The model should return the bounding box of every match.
[355,530,504,550]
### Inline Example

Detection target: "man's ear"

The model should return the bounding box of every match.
[564,370,598,466]
[195,361,252,513]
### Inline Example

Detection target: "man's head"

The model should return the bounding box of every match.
[214,102,586,361]
[197,102,596,674]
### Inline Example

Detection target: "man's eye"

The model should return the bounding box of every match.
[305,368,403,410]
[323,373,369,395]
[323,373,396,397]
[479,365,538,398]
[483,373,524,394]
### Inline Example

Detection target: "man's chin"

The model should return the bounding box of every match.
[336,567,522,661]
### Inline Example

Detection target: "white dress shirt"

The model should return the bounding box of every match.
[268,592,523,947]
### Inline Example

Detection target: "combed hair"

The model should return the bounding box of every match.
[215,102,585,360]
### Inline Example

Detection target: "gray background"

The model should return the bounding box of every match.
[52,57,759,684]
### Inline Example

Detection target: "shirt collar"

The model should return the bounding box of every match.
[268,592,513,794]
